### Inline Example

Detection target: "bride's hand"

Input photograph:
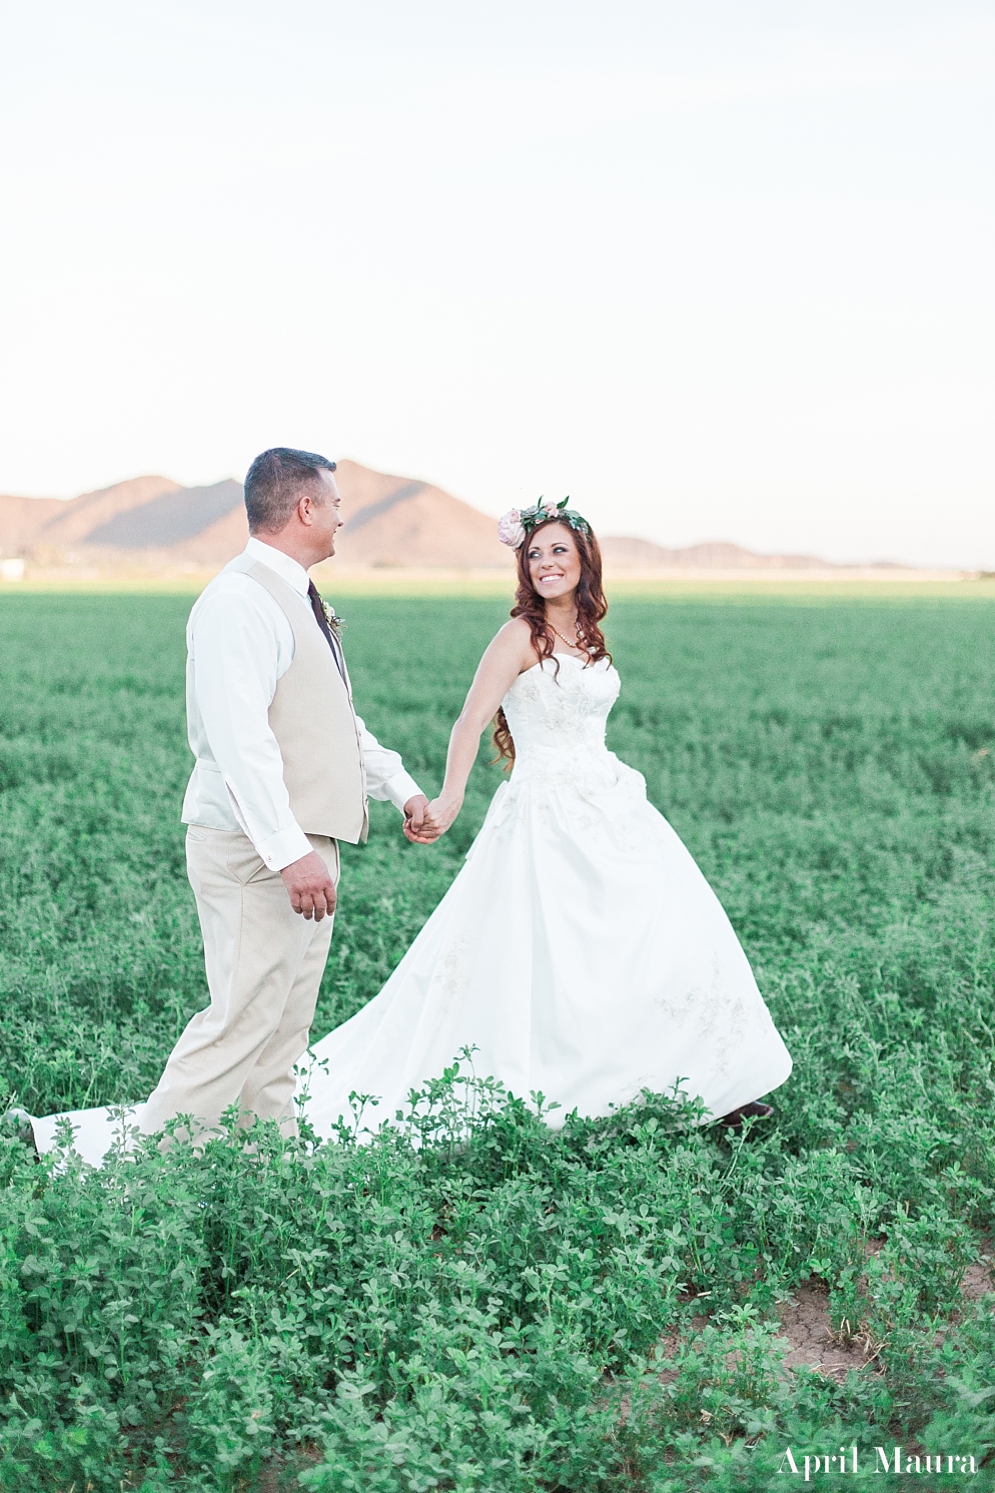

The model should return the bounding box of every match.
[404,795,461,844]
[402,795,456,844]
[403,794,438,845]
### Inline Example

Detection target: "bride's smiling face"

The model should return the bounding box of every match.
[526,523,582,601]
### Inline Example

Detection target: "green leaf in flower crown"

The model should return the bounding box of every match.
[515,494,591,542]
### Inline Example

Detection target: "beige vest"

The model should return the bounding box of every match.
[245,561,368,844]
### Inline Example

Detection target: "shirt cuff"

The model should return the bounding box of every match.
[379,769,424,813]
[256,822,314,872]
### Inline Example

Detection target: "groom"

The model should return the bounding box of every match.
[140,447,436,1142]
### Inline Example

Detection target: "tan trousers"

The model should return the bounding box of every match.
[141,825,339,1141]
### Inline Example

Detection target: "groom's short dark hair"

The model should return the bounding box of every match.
[244,447,338,533]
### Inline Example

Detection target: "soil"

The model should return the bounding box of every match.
[776,1247,994,1378]
[776,1280,881,1378]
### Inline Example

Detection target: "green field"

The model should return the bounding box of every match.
[2,592,995,1490]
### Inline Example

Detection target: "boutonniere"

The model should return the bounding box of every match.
[320,600,344,640]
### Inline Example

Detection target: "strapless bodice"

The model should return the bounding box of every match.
[499,654,622,791]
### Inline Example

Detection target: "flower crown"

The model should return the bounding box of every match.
[497,496,591,550]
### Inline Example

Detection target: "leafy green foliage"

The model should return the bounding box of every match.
[1,592,995,1489]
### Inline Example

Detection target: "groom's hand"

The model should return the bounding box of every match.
[403,794,440,844]
[280,851,337,920]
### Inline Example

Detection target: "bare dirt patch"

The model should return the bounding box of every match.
[776,1281,880,1379]
[959,1253,994,1305]
[776,1253,994,1380]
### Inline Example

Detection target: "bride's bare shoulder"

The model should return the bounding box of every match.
[481,617,535,670]
[498,617,532,644]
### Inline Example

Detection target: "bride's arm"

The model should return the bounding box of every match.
[419,620,534,837]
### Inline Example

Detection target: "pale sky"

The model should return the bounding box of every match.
[1,1,993,566]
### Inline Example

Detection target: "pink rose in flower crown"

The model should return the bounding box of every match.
[497,508,526,549]
[498,495,592,550]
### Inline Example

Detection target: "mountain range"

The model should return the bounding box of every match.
[0,461,920,574]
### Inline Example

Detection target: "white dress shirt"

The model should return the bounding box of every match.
[181,538,422,870]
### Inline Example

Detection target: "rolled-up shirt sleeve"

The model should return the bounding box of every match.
[191,593,312,871]
[355,713,423,812]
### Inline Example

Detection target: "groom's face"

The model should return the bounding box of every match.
[312,469,344,560]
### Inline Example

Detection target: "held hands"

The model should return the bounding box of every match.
[280,850,337,920]
[425,796,462,836]
[402,793,461,845]
[402,794,439,844]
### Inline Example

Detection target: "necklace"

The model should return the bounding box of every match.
[550,623,587,655]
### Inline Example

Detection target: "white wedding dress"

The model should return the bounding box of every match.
[32,654,791,1164]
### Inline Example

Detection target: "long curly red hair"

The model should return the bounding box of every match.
[493,518,610,768]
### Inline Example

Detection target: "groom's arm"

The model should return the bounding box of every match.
[353,713,434,840]
[191,588,337,918]
[191,586,313,871]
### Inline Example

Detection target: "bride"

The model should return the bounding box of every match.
[296,498,791,1136]
[31,499,791,1161]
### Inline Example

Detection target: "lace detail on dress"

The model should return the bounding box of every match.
[499,656,625,794]
[503,654,619,745]
[481,657,647,843]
